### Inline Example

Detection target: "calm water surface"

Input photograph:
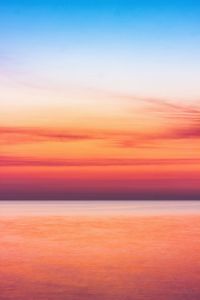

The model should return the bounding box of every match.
[1,201,200,300]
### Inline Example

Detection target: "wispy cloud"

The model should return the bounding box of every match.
[1,122,200,149]
[119,121,200,148]
[110,93,200,147]
[0,126,147,149]
[1,94,200,148]
[117,93,200,118]
[0,126,98,145]
[0,155,199,167]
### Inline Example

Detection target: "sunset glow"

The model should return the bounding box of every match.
[1,0,200,199]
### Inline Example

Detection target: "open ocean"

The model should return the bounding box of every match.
[1,201,200,300]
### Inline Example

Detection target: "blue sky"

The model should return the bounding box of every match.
[0,0,200,98]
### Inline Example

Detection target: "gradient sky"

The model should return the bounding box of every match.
[0,0,200,199]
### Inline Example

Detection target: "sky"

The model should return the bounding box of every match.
[0,0,200,199]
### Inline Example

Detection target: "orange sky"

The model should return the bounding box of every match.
[1,82,200,199]
[1,81,200,199]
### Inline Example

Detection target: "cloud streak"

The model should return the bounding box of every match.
[0,126,98,145]
[1,123,200,149]
[120,122,200,148]
[111,93,200,147]
[1,95,200,148]
[0,155,200,167]
[116,92,200,122]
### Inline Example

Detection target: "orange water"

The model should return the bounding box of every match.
[1,201,200,300]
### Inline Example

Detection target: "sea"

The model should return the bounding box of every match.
[0,201,200,300]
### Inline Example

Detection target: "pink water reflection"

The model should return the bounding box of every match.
[1,201,200,299]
